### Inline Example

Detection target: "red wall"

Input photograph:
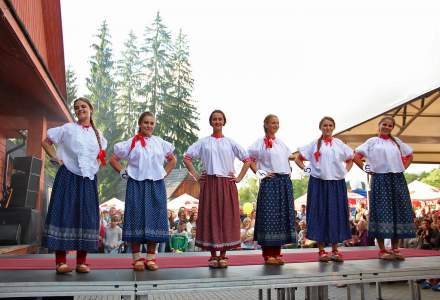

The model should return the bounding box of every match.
[10,0,66,98]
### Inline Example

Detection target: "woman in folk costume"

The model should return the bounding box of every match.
[248,114,296,265]
[42,97,107,274]
[294,116,353,262]
[183,110,251,268]
[109,112,176,271]
[353,116,414,260]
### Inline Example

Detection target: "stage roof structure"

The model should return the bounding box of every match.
[335,87,440,164]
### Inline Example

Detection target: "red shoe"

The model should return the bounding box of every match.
[208,256,219,268]
[218,256,229,268]
[318,250,331,262]
[145,259,159,271]
[391,249,405,261]
[132,258,146,271]
[378,249,395,260]
[274,256,285,265]
[330,250,344,262]
[265,256,280,265]
[75,264,90,273]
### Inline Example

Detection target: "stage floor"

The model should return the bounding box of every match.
[0,247,439,299]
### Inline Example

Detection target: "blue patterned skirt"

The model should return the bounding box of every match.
[306,176,351,243]
[43,166,100,251]
[254,174,296,246]
[123,178,169,243]
[369,173,415,239]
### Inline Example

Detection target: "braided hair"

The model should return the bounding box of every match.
[316,116,336,157]
[378,116,401,153]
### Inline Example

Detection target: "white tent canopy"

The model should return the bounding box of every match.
[408,180,440,202]
[99,198,125,211]
[167,193,199,211]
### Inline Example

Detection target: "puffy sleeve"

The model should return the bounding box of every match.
[298,141,315,161]
[161,138,175,161]
[355,138,373,159]
[46,124,67,145]
[113,140,131,161]
[339,140,354,161]
[184,140,202,161]
[395,137,413,157]
[231,139,251,163]
[247,139,261,162]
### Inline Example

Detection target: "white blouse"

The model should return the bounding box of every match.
[113,135,175,181]
[298,137,353,180]
[248,137,292,174]
[47,123,107,180]
[184,136,250,177]
[355,136,413,173]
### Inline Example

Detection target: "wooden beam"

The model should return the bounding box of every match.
[337,134,440,144]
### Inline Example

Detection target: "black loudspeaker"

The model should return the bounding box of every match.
[0,208,42,245]
[0,224,21,245]
[9,156,42,208]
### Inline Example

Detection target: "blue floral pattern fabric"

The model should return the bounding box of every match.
[123,177,169,242]
[306,176,351,243]
[43,165,100,251]
[369,173,415,239]
[254,175,296,246]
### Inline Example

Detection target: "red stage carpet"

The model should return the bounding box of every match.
[0,249,438,270]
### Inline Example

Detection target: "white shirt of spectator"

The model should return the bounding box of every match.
[47,123,107,180]
[184,136,250,177]
[248,137,292,174]
[298,137,353,180]
[355,136,413,173]
[113,135,175,181]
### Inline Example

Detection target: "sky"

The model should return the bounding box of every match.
[61,0,440,182]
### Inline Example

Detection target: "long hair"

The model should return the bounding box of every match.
[263,114,278,134]
[378,116,401,152]
[73,97,102,152]
[316,116,336,155]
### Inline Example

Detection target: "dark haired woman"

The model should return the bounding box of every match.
[109,112,176,271]
[42,97,107,274]
[353,116,414,260]
[248,114,296,265]
[183,110,251,268]
[295,117,353,262]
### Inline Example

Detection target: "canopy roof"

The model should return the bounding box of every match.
[408,180,440,202]
[335,87,440,163]
[167,193,199,211]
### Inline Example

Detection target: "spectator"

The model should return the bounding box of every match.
[240,217,256,250]
[250,209,256,228]
[239,207,247,222]
[418,219,436,249]
[103,215,123,254]
[297,204,307,222]
[352,219,374,246]
[170,221,189,252]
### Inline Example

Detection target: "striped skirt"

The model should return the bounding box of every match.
[368,173,415,239]
[306,176,352,243]
[195,175,241,251]
[43,166,100,251]
[123,178,169,243]
[254,174,296,246]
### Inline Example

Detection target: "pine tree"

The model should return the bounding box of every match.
[161,29,199,167]
[141,12,174,117]
[65,66,78,114]
[116,31,143,139]
[86,20,123,201]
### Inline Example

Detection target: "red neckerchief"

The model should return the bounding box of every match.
[323,136,333,146]
[313,136,332,162]
[78,122,91,129]
[264,136,275,149]
[130,133,147,150]
[379,134,390,140]
[211,133,224,139]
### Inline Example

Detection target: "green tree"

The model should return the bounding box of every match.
[292,177,309,199]
[404,171,430,184]
[421,169,440,188]
[141,12,174,116]
[116,31,143,139]
[65,66,78,114]
[86,20,122,201]
[159,29,199,167]
[238,176,259,205]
